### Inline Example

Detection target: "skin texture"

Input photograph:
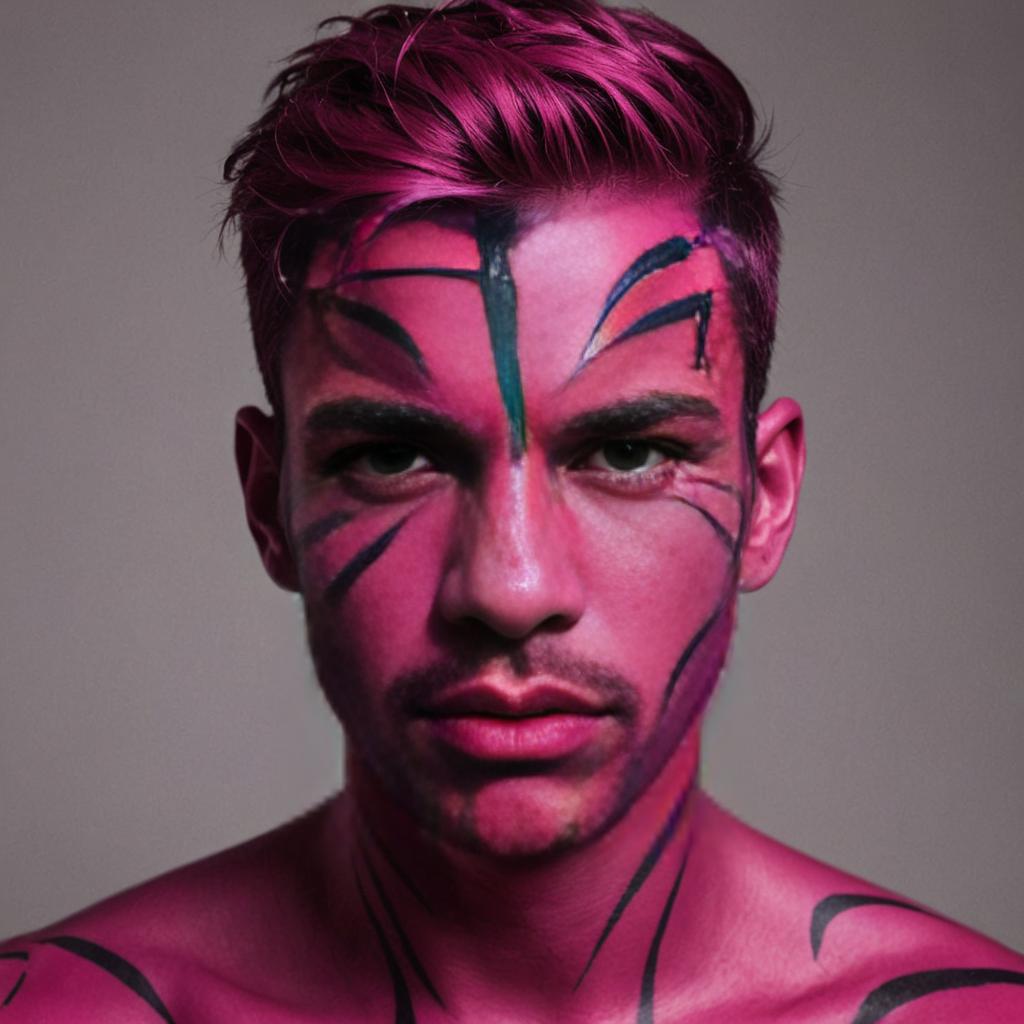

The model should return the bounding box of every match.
[3,195,1022,1022]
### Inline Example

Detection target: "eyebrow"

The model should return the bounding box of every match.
[561,392,720,436]
[303,397,475,449]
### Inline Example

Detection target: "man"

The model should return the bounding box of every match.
[2,1,1021,1020]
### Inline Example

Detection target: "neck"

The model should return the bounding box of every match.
[318,731,713,1022]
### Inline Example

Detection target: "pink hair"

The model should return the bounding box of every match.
[222,0,780,423]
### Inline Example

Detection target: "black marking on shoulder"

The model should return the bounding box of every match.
[850,967,1024,1024]
[575,781,694,989]
[355,864,417,1024]
[637,849,690,1024]
[1,971,26,1008]
[324,516,408,605]
[37,935,176,1023]
[0,953,28,963]
[810,893,932,960]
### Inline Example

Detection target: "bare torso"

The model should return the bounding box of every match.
[3,793,1022,1023]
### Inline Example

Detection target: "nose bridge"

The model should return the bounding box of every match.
[442,453,584,637]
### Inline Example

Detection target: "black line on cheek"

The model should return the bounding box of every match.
[37,936,176,1024]
[661,598,728,712]
[354,861,417,1024]
[575,779,696,989]
[851,967,1024,1024]
[297,509,354,550]
[637,848,690,1024]
[2,971,26,1007]
[360,843,445,1007]
[324,516,408,606]
[810,894,933,960]
[675,497,737,557]
[312,293,430,378]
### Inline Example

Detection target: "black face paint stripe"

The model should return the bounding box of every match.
[0,951,28,961]
[575,779,695,989]
[476,213,526,458]
[589,236,698,345]
[354,863,417,1024]
[311,293,430,378]
[297,509,354,550]
[675,497,737,557]
[2,971,26,1007]
[336,267,481,285]
[360,844,445,1008]
[364,822,435,915]
[38,936,176,1024]
[604,291,713,371]
[661,598,728,712]
[851,967,1024,1024]
[810,894,933,960]
[636,848,690,1024]
[324,517,408,606]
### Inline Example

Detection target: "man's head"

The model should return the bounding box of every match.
[226,0,804,857]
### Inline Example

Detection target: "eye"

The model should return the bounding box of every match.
[583,440,669,474]
[325,443,431,478]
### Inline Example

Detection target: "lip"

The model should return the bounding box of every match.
[415,679,616,762]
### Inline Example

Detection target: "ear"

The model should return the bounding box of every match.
[235,406,299,592]
[739,397,805,592]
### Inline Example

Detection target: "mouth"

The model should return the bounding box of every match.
[414,679,618,762]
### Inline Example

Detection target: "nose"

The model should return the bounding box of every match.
[436,458,586,639]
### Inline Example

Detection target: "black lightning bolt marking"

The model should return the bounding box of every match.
[476,213,526,458]
[37,936,176,1023]
[355,863,417,1024]
[311,293,430,378]
[850,967,1024,1024]
[576,781,695,989]
[324,517,408,605]
[637,848,690,1024]
[360,844,444,1007]
[810,894,933,960]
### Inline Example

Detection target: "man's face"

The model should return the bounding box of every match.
[278,194,750,856]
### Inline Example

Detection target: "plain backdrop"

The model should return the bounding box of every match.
[2,1,1022,950]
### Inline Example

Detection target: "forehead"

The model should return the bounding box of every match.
[286,193,744,431]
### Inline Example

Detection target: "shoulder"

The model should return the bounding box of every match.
[701,799,1024,1023]
[0,804,341,1021]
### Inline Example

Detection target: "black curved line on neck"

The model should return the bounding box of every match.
[637,848,690,1024]
[2,971,26,1007]
[360,844,445,1007]
[311,293,430,378]
[354,863,417,1024]
[575,781,695,989]
[851,967,1024,1024]
[297,509,354,550]
[810,894,932,960]
[364,822,434,915]
[324,517,408,605]
[37,936,176,1023]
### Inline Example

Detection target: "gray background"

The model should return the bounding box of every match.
[2,1,1021,949]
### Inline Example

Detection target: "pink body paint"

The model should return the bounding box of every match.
[4,196,1022,1023]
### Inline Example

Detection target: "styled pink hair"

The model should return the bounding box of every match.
[222,0,780,424]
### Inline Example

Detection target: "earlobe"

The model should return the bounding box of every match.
[738,397,805,592]
[235,406,300,592]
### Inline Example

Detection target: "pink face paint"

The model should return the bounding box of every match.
[281,193,749,858]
